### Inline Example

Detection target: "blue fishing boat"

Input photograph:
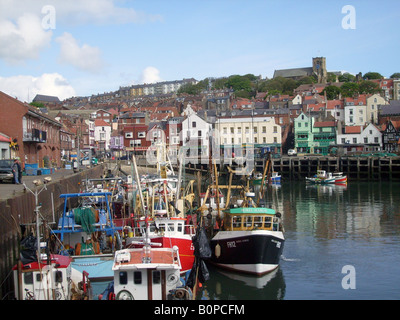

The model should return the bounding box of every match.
[52,192,123,282]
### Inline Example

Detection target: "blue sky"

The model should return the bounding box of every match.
[0,0,399,102]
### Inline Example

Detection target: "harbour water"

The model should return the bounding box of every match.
[196,181,400,300]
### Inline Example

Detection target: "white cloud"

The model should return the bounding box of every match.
[0,0,162,25]
[0,73,76,102]
[56,32,104,73]
[140,67,163,84]
[0,13,52,63]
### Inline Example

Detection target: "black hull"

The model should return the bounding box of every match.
[209,231,285,275]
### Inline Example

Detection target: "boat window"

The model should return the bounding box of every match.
[232,216,242,228]
[133,271,142,284]
[54,271,63,283]
[119,271,128,285]
[254,216,263,228]
[264,216,272,229]
[24,272,33,285]
[158,223,165,231]
[168,223,174,231]
[177,223,183,232]
[245,216,253,228]
[153,271,161,284]
[36,273,43,282]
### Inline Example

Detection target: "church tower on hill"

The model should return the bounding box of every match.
[312,57,327,84]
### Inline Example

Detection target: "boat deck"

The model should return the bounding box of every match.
[113,248,181,270]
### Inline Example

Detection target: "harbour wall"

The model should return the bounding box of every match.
[0,165,105,300]
[184,156,400,181]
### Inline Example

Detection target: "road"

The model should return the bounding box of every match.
[0,161,159,201]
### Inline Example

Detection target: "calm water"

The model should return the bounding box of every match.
[196,181,400,300]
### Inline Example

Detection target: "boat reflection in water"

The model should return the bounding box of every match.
[198,264,286,300]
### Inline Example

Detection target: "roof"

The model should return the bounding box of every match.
[0,132,11,142]
[33,94,60,103]
[314,121,336,127]
[94,119,110,126]
[273,67,313,78]
[345,126,362,134]
[380,100,400,116]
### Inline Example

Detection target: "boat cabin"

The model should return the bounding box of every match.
[134,217,195,238]
[223,208,282,232]
[112,246,183,300]
[12,255,72,300]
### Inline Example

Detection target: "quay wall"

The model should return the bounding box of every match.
[184,156,400,181]
[0,165,105,300]
[266,156,400,181]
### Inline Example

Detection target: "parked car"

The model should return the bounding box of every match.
[287,149,297,156]
[0,159,14,183]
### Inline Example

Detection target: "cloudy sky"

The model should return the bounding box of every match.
[0,0,399,102]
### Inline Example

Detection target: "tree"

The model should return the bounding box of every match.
[338,73,356,82]
[358,80,381,94]
[390,73,400,79]
[225,75,252,92]
[363,72,383,80]
[29,102,45,108]
[323,85,341,100]
[341,82,359,97]
[327,72,338,83]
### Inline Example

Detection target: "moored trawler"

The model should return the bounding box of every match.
[209,197,285,275]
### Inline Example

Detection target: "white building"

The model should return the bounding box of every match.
[94,119,111,152]
[337,123,382,153]
[181,112,213,162]
[215,115,282,154]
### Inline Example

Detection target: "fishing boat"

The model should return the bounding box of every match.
[253,172,281,185]
[12,249,90,300]
[110,244,191,300]
[109,155,193,300]
[332,172,347,184]
[270,172,282,184]
[208,192,285,276]
[12,183,90,300]
[52,192,123,282]
[306,170,347,184]
[124,154,196,274]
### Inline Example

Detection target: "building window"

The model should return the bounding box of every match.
[192,122,196,128]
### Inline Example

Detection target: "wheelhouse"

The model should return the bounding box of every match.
[223,208,282,232]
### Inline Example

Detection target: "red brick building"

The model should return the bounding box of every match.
[0,91,62,168]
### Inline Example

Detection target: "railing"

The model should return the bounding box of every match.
[23,129,47,143]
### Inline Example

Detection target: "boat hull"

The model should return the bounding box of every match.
[209,230,284,275]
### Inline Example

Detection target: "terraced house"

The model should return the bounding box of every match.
[294,112,315,154]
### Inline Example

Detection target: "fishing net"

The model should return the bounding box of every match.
[74,207,96,233]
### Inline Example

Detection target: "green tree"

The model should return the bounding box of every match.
[327,72,338,83]
[341,82,359,97]
[225,75,252,92]
[390,73,400,79]
[323,85,341,100]
[338,73,356,82]
[29,101,45,108]
[358,80,381,94]
[363,72,383,80]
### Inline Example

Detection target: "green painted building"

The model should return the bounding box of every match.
[294,112,336,155]
[294,112,314,153]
